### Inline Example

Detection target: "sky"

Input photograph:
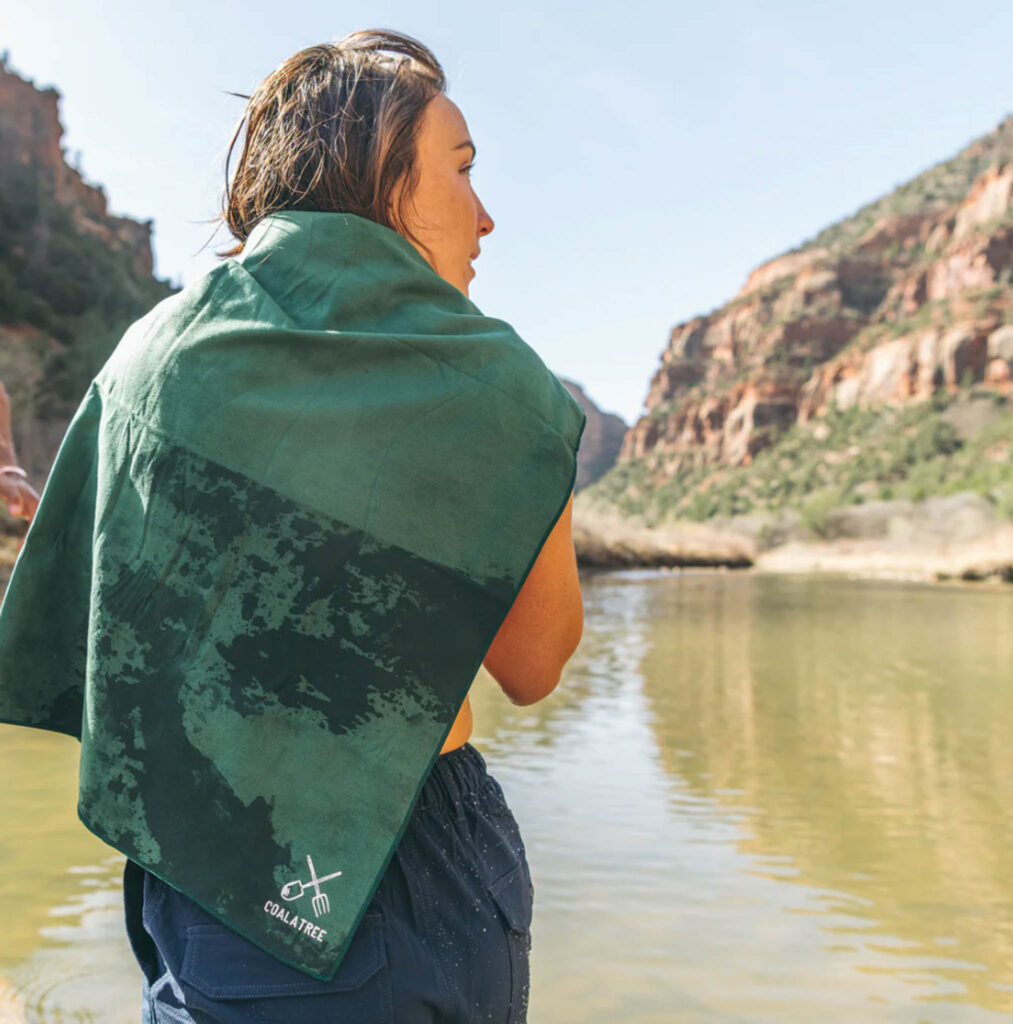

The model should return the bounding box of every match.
[5,1,1013,425]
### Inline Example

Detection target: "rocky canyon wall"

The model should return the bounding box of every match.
[609,116,1013,515]
[0,59,174,486]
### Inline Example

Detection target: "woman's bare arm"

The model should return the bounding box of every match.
[482,491,583,706]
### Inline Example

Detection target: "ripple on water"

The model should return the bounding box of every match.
[2,859,139,1024]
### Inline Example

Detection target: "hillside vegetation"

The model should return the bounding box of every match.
[590,391,1013,530]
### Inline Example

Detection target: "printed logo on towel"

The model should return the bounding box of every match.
[263,854,342,943]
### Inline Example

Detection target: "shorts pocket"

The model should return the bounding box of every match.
[177,910,392,1023]
[488,861,533,1020]
[480,776,512,817]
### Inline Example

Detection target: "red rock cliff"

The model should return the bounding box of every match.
[0,59,173,490]
[0,60,156,278]
[619,116,1013,490]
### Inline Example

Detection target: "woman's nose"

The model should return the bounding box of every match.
[476,197,494,237]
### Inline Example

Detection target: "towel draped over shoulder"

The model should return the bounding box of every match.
[0,210,586,979]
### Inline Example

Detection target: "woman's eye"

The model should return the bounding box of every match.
[461,162,476,176]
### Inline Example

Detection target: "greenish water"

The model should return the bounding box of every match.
[2,570,1012,1022]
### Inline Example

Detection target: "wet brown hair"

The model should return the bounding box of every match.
[216,29,446,257]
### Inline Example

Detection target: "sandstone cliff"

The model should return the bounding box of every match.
[0,60,157,281]
[0,59,174,490]
[585,115,1013,538]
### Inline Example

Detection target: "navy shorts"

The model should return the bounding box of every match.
[123,742,534,1023]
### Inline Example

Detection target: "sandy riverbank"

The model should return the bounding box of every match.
[752,523,1013,584]
[572,494,1013,585]
[571,504,754,570]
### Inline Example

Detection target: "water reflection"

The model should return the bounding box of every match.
[0,726,136,1022]
[4,875,137,1024]
[636,572,1013,1016]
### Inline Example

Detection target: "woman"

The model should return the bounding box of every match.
[0,28,584,1024]
[124,30,583,1023]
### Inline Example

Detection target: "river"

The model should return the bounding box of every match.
[1,570,1011,1022]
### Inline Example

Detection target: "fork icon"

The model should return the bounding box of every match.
[279,855,342,918]
[306,855,334,917]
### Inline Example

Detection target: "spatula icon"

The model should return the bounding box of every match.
[280,855,342,917]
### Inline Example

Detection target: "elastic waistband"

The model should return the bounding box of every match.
[415,742,489,815]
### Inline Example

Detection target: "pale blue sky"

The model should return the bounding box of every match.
[6,1,1013,424]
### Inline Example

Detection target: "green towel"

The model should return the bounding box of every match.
[0,210,585,979]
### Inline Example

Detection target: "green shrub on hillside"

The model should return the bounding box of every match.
[798,486,847,538]
[0,171,174,405]
[586,395,1013,525]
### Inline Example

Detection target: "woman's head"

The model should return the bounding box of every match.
[219,29,494,296]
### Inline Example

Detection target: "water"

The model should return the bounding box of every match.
[1,570,1012,1022]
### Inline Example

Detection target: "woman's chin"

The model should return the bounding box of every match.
[452,267,473,296]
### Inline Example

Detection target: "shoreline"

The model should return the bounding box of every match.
[572,503,1013,586]
[751,528,1013,585]
[577,551,1013,589]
